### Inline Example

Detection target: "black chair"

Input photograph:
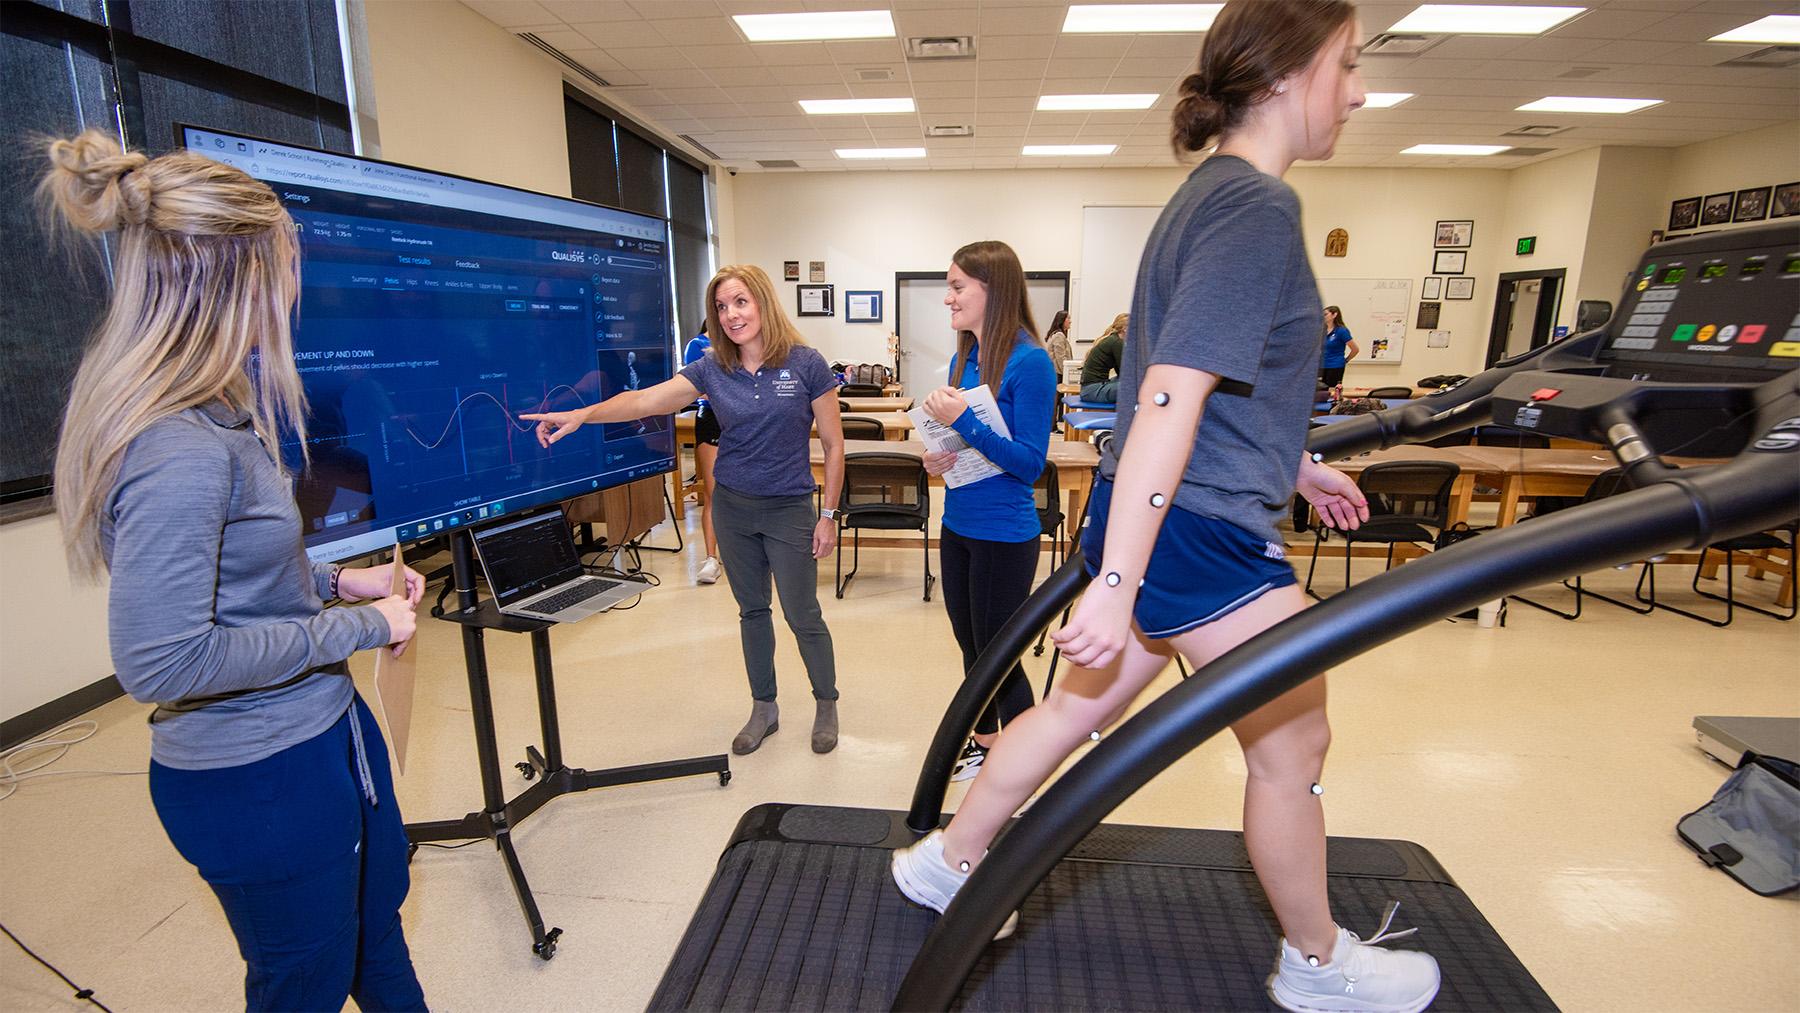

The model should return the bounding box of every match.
[1636,518,1799,627]
[1366,385,1414,399]
[1030,462,1067,659]
[1305,461,1459,600]
[839,383,884,398]
[839,416,885,442]
[835,452,934,600]
[1508,467,1652,620]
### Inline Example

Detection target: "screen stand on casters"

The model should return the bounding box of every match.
[404,530,731,961]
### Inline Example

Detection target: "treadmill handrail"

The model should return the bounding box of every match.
[892,403,1799,1010]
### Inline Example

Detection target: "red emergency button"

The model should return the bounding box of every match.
[1530,388,1562,401]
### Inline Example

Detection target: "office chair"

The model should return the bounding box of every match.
[839,416,885,442]
[1305,461,1459,600]
[835,452,934,601]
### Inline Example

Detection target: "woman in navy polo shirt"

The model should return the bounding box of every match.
[920,240,1057,781]
[524,266,846,756]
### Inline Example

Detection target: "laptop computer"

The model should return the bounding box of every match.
[470,507,648,622]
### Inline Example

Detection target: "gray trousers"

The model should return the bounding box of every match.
[712,484,839,702]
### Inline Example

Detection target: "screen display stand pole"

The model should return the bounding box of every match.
[402,529,732,961]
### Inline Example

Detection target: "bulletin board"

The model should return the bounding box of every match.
[1317,278,1413,364]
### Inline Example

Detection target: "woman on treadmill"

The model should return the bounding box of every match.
[525,266,847,756]
[891,3,1443,1011]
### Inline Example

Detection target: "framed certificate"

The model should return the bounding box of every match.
[1421,276,1443,300]
[1445,276,1475,300]
[1433,250,1467,275]
[796,284,834,317]
[845,290,883,323]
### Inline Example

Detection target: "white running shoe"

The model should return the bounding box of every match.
[1266,903,1441,1013]
[697,556,723,585]
[949,739,987,782]
[890,830,1019,940]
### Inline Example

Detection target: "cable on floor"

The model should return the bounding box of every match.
[0,920,113,1012]
[0,721,143,802]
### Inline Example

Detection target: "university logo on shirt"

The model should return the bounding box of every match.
[779,369,792,380]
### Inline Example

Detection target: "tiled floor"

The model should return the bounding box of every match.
[2,505,1796,1011]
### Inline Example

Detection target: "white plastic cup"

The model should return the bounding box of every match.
[1477,599,1503,628]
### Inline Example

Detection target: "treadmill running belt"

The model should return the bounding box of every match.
[652,804,1555,1011]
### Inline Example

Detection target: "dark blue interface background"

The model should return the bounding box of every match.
[187,130,678,562]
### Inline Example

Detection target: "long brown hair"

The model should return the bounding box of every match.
[44,130,305,580]
[949,240,1038,392]
[705,264,806,372]
[1170,0,1356,154]
[1324,305,1344,333]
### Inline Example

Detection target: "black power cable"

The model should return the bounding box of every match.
[0,920,113,1012]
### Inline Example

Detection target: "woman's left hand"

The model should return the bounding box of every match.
[812,516,838,560]
[337,562,426,604]
[923,386,969,425]
[1296,458,1369,532]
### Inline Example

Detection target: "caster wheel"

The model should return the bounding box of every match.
[533,927,563,961]
[718,770,732,787]
[516,761,536,780]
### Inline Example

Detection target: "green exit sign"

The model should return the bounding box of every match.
[1516,236,1537,255]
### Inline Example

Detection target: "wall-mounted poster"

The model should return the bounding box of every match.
[1434,220,1474,248]
[796,284,833,316]
[1421,276,1443,300]
[1700,191,1734,226]
[1416,301,1441,329]
[1428,330,1451,348]
[1366,335,1405,362]
[845,290,883,323]
[783,260,799,281]
[1772,182,1800,219]
[1445,276,1475,300]
[809,260,827,282]
[1433,250,1466,274]
[1668,196,1701,231]
[1733,186,1771,223]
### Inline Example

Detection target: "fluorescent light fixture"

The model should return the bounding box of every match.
[733,10,895,42]
[835,147,927,159]
[1362,92,1415,108]
[1709,15,1800,45]
[1402,143,1511,155]
[1063,4,1223,33]
[1516,96,1661,114]
[1037,94,1159,111]
[799,98,916,115]
[1022,144,1118,156]
[1388,5,1584,35]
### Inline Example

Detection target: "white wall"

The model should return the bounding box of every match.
[0,515,116,722]
[1580,146,1677,315]
[1486,147,1603,338]
[1661,121,1800,239]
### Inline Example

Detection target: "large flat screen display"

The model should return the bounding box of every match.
[182,126,677,562]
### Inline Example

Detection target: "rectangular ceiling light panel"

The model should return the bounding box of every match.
[1709,15,1800,45]
[1023,144,1118,156]
[836,148,927,159]
[1388,5,1584,35]
[734,11,896,42]
[1063,4,1223,34]
[1516,96,1661,113]
[1037,94,1159,111]
[799,98,916,115]
[1402,143,1511,155]
[1362,92,1415,108]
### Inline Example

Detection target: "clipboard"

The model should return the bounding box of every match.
[372,542,418,774]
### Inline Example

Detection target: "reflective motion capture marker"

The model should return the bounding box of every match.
[1090,730,1101,742]
[959,860,970,873]
[1307,955,1321,968]
[1105,571,1122,587]
[1150,493,1166,508]
[1311,782,1324,796]
[1153,392,1170,407]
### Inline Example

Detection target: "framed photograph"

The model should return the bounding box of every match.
[808,260,826,283]
[796,284,833,317]
[1700,191,1734,226]
[1433,250,1467,275]
[1445,276,1475,300]
[1773,181,1800,219]
[1649,229,1664,245]
[1434,220,1474,248]
[783,260,799,281]
[1733,186,1771,223]
[844,290,883,323]
[1416,301,1441,329]
[1421,276,1443,300]
[1668,196,1702,231]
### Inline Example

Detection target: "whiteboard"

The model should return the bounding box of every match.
[1077,204,1161,346]
[1317,278,1413,364]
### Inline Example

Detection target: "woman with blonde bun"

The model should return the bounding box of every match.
[45,131,427,1011]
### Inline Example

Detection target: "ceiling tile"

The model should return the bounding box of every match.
[979,34,1057,60]
[1041,57,1123,80]
[979,59,1050,81]
[466,0,561,29]
[975,79,1044,98]
[704,65,781,87]
[768,64,845,85]
[909,61,980,81]
[752,42,833,66]
[648,16,745,45]
[684,44,765,68]
[612,46,696,70]
[892,7,979,36]
[571,20,669,48]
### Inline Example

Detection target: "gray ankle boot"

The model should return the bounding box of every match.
[733,700,779,755]
[812,699,839,754]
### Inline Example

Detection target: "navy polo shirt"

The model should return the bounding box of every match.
[680,344,836,497]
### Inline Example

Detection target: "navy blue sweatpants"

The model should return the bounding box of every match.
[149,695,426,1012]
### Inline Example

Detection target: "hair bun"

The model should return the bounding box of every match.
[1171,76,1229,152]
[44,131,154,231]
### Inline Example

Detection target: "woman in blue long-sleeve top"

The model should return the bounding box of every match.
[919,240,1057,781]
[44,132,427,1011]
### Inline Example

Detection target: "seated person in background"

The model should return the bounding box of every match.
[1044,310,1074,372]
[1080,312,1128,404]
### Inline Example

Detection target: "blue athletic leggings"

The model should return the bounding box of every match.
[148,695,427,1012]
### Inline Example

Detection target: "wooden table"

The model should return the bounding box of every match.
[810,437,1101,530]
[1341,385,1436,399]
[840,396,913,412]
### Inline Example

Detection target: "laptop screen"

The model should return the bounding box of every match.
[472,510,584,605]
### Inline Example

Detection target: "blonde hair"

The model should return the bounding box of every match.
[44,130,306,580]
[705,264,807,371]
[1100,312,1129,341]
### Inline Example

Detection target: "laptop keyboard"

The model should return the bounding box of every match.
[527,578,621,614]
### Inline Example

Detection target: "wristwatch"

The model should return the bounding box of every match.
[820,507,838,521]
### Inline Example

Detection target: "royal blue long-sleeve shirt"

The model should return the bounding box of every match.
[942,334,1057,542]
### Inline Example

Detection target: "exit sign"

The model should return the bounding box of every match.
[1516,236,1537,255]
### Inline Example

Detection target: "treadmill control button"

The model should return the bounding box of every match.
[1738,324,1766,344]
[1530,388,1561,401]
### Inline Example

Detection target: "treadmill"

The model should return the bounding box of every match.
[652,225,1800,1011]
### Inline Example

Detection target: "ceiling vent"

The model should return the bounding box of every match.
[926,124,973,137]
[1362,33,1442,56]
[756,159,801,169]
[854,67,896,82]
[1717,45,1800,69]
[678,135,722,160]
[1557,65,1611,79]
[518,33,612,89]
[1500,147,1556,158]
[1503,124,1571,137]
[905,36,975,60]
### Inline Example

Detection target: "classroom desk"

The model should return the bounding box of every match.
[1057,382,1081,396]
[810,437,1101,531]
[1340,385,1436,399]
[1063,410,1117,442]
[839,396,913,412]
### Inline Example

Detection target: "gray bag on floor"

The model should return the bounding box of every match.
[1676,753,1800,896]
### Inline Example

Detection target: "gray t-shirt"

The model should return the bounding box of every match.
[679,344,837,497]
[102,401,390,769]
[1102,155,1323,544]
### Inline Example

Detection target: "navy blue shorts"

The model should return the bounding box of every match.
[1081,479,1296,638]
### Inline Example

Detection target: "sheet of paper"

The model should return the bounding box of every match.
[906,384,1012,489]
[372,542,418,775]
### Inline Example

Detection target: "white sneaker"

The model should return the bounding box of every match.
[890,830,1019,940]
[1266,903,1441,1013]
[949,739,988,782]
[697,556,723,585]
